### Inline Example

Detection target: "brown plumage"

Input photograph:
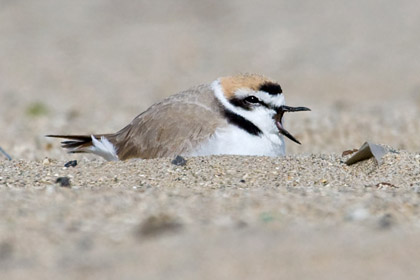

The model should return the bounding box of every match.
[48,84,227,160]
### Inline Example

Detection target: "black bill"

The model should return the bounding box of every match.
[274,105,311,145]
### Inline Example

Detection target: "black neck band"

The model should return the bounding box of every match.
[223,110,262,136]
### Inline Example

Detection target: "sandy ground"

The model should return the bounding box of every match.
[1,1,420,279]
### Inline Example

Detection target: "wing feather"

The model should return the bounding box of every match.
[114,85,226,159]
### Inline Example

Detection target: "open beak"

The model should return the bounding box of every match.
[274,105,311,145]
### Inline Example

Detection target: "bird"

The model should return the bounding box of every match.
[47,74,310,161]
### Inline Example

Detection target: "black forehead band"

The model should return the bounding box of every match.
[259,82,282,95]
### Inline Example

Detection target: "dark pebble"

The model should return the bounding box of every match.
[56,177,71,187]
[137,214,182,238]
[378,213,393,229]
[171,155,187,166]
[64,160,78,168]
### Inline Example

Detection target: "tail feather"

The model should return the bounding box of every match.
[46,134,119,161]
[47,134,97,150]
[61,141,87,150]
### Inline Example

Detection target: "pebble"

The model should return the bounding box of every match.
[171,155,187,166]
[64,160,78,168]
[56,177,71,187]
[378,213,394,229]
[137,214,182,238]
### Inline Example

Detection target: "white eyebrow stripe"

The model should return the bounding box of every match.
[255,91,285,108]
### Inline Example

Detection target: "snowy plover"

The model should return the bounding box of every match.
[48,74,310,160]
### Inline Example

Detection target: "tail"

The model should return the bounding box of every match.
[46,134,119,161]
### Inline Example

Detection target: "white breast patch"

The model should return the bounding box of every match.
[188,124,285,157]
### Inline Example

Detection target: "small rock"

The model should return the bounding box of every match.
[378,213,394,229]
[376,182,398,189]
[64,160,77,168]
[171,155,187,166]
[56,177,71,187]
[137,214,182,238]
[320,178,328,186]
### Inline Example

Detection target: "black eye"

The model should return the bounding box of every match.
[244,96,260,104]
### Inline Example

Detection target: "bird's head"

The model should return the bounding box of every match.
[213,74,310,144]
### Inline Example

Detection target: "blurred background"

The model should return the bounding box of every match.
[1,0,419,160]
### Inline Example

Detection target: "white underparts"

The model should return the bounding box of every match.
[190,125,286,157]
[89,135,119,161]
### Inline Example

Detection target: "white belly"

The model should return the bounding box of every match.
[188,125,286,157]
